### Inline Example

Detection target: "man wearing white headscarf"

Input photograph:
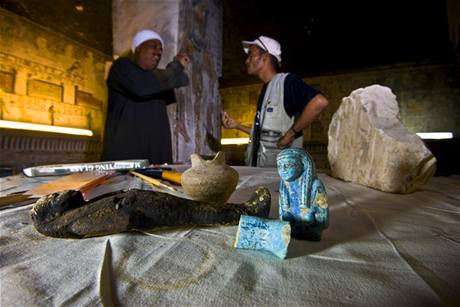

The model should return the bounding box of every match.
[102,29,190,164]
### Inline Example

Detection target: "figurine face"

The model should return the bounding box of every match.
[277,158,303,181]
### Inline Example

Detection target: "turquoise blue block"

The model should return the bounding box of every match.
[234,215,291,259]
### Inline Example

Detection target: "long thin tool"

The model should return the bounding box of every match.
[129,171,177,192]
[0,192,38,209]
[135,168,182,185]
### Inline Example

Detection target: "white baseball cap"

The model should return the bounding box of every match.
[242,35,282,62]
[132,29,164,52]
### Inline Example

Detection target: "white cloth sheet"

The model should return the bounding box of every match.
[0,167,459,306]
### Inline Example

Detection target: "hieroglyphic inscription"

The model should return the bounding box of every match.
[76,88,103,109]
[0,71,14,93]
[28,79,62,101]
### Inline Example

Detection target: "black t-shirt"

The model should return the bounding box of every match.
[283,74,320,117]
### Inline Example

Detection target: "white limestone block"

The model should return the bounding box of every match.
[328,85,436,193]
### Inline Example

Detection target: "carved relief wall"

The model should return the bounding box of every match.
[0,8,111,171]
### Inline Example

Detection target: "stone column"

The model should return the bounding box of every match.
[112,0,222,163]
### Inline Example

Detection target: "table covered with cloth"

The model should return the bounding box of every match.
[0,166,459,306]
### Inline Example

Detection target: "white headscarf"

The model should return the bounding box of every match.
[132,29,164,52]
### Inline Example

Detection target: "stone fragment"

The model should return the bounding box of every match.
[328,85,436,193]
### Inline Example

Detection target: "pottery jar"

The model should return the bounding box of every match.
[182,151,239,204]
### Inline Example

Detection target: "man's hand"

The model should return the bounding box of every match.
[221,111,239,129]
[277,128,296,149]
[221,111,252,134]
[176,52,191,66]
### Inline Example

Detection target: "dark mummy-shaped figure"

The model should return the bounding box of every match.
[30,188,271,238]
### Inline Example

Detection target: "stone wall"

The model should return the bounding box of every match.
[221,63,460,168]
[0,8,111,172]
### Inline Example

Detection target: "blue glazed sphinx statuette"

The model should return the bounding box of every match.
[277,148,329,241]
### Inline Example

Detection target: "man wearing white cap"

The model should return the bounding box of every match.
[102,29,190,164]
[222,35,328,167]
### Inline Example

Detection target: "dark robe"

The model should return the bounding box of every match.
[102,55,188,164]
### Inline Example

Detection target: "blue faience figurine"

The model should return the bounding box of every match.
[276,148,329,241]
